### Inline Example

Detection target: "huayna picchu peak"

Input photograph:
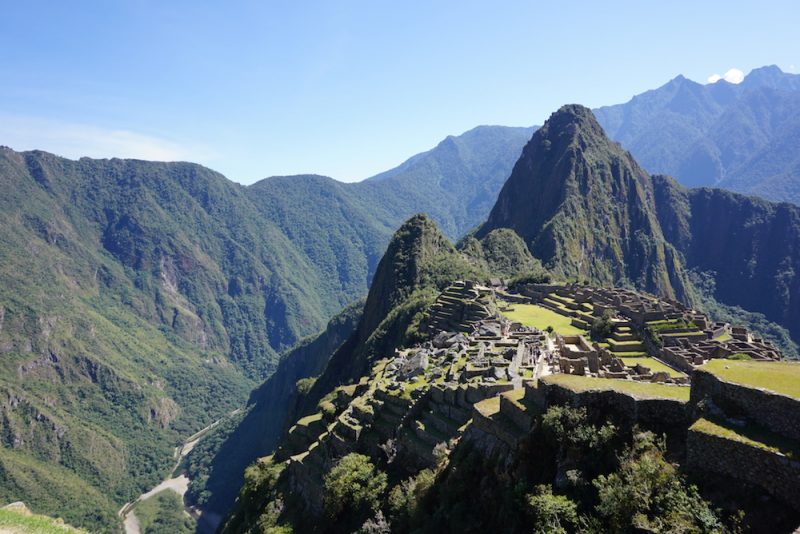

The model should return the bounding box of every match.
[477,104,690,301]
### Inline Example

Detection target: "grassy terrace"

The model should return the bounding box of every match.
[542,374,690,401]
[499,303,586,336]
[0,507,86,533]
[691,418,799,459]
[296,412,323,426]
[619,357,686,378]
[474,396,501,417]
[700,360,800,399]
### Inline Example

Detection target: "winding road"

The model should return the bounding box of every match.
[119,410,239,534]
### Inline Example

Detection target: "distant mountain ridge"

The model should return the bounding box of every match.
[594,65,800,203]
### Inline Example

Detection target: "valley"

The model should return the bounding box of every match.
[0,68,799,533]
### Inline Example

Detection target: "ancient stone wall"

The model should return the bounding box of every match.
[687,426,800,511]
[540,382,688,437]
[691,370,800,442]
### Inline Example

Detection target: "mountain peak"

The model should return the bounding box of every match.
[478,105,688,300]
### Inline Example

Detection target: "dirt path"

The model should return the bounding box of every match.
[122,510,141,534]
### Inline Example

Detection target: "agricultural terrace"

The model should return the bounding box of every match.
[700,360,800,399]
[618,357,686,378]
[499,303,586,336]
[542,373,690,401]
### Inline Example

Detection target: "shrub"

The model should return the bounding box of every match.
[591,310,615,341]
[295,377,317,396]
[526,485,579,534]
[593,432,722,533]
[324,454,388,523]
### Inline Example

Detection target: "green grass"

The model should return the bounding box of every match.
[474,396,501,417]
[612,351,647,357]
[618,357,686,378]
[0,507,85,533]
[690,418,799,459]
[296,412,324,427]
[543,374,690,401]
[713,332,732,342]
[499,303,586,336]
[132,490,195,534]
[700,360,800,399]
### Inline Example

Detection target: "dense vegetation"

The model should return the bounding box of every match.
[132,490,196,534]
[224,404,739,534]
[653,175,800,346]
[184,300,363,517]
[0,123,532,529]
[477,104,691,301]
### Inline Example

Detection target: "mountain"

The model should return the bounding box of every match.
[476,104,690,301]
[476,104,800,346]
[218,214,800,534]
[0,122,534,529]
[594,65,800,204]
[652,176,800,342]
[358,125,536,238]
[189,215,492,521]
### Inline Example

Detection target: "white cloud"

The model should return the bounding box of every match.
[0,114,212,163]
[707,68,745,84]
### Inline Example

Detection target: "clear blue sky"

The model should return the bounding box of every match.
[1,1,797,183]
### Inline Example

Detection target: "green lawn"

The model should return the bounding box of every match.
[543,374,690,401]
[700,360,800,399]
[0,507,86,533]
[619,357,686,377]
[500,304,586,336]
[713,332,732,342]
[296,412,324,426]
[691,418,798,459]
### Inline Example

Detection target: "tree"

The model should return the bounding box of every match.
[526,485,579,534]
[324,453,388,523]
[590,310,614,341]
[593,432,722,533]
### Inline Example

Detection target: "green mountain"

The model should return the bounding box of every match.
[0,123,531,530]
[652,176,800,342]
[475,104,799,348]
[189,215,492,521]
[218,214,800,534]
[358,125,536,238]
[476,104,690,301]
[594,65,800,204]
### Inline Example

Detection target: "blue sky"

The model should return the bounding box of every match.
[1,1,797,183]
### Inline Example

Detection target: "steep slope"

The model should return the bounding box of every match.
[188,216,548,521]
[594,65,800,203]
[0,149,396,531]
[184,300,363,521]
[247,175,396,310]
[477,104,689,301]
[300,214,487,408]
[652,175,800,342]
